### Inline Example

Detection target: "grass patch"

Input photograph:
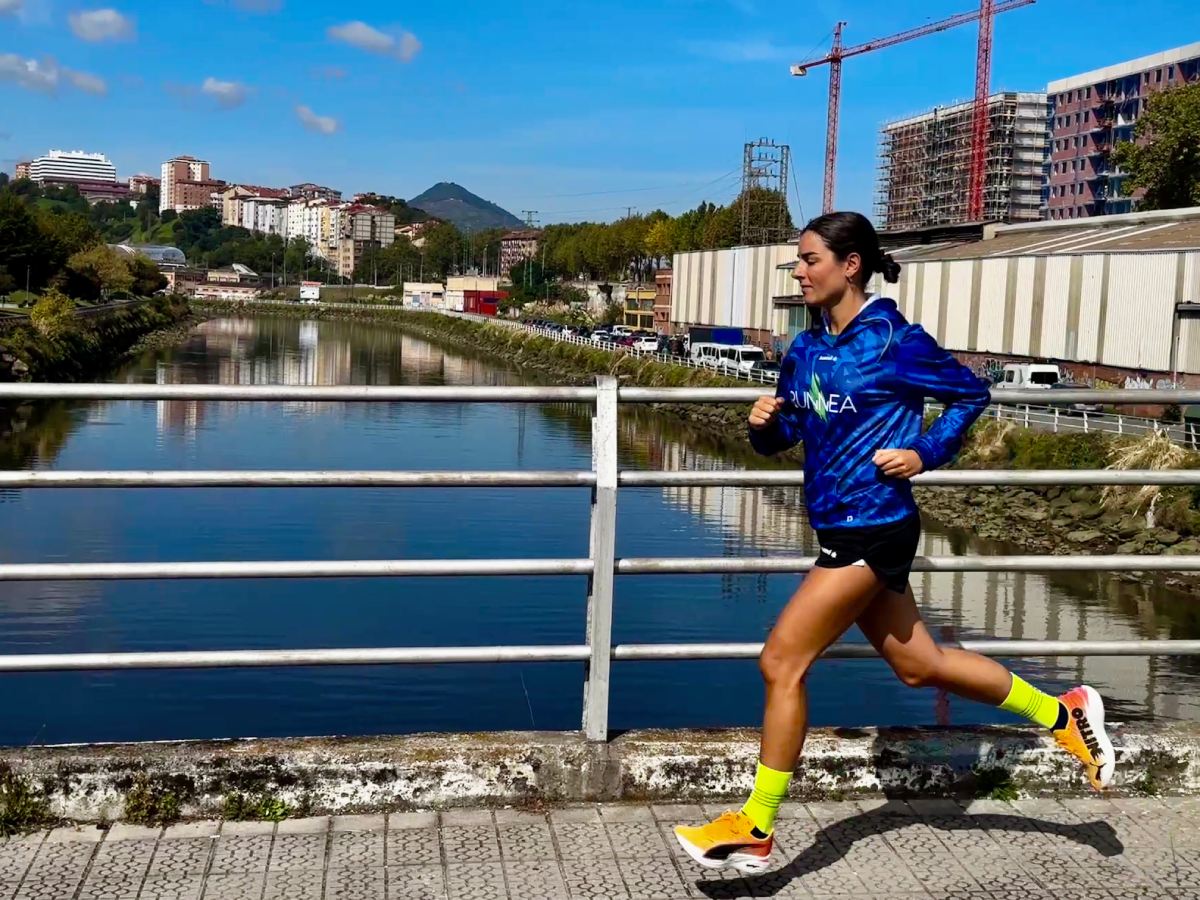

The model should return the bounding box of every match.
[221,792,294,822]
[0,766,53,836]
[123,776,183,826]
[969,766,1019,801]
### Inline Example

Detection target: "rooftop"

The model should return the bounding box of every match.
[892,205,1200,262]
[1048,41,1200,93]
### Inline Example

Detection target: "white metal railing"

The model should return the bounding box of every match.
[2,380,1200,742]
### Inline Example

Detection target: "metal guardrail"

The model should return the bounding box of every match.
[4,379,1200,742]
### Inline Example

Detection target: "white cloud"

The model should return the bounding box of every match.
[327,20,421,62]
[314,64,347,80]
[201,76,248,108]
[205,0,283,11]
[0,0,22,16]
[0,54,58,92]
[64,68,107,94]
[68,8,135,42]
[0,53,106,95]
[296,104,339,135]
[681,37,791,62]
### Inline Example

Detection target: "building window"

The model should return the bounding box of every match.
[1156,69,1163,83]
[1086,86,1092,99]
[1168,65,1175,80]
[1084,111,1090,122]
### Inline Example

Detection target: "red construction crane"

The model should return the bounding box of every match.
[790,0,1035,217]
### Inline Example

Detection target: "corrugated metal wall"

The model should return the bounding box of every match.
[674,245,1200,374]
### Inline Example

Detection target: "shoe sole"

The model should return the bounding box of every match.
[1082,684,1115,790]
[674,831,772,874]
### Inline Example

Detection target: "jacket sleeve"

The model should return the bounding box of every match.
[748,351,803,456]
[892,325,990,471]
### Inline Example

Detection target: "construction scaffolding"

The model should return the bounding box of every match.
[740,138,792,246]
[875,91,1047,231]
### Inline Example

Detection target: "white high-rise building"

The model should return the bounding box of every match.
[29,150,117,185]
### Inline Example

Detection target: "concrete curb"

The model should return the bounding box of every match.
[3,724,1197,822]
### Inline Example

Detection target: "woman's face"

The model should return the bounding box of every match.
[791,230,861,307]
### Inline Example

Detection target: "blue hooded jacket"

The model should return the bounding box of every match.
[749,297,990,530]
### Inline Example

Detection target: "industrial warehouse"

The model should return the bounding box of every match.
[669,205,1200,384]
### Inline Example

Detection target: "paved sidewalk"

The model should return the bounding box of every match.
[2,797,1199,899]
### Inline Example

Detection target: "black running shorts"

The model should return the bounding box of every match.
[813,514,921,594]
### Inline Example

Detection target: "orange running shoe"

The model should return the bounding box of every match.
[1054,685,1115,791]
[674,811,774,874]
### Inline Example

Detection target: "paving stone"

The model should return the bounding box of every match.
[0,838,41,883]
[617,857,688,900]
[137,874,204,900]
[326,867,386,899]
[386,829,442,867]
[600,806,656,823]
[493,810,547,826]
[440,810,493,828]
[497,824,556,861]
[676,864,751,900]
[503,860,567,899]
[651,805,706,822]
[606,822,670,858]
[275,817,329,835]
[208,835,272,873]
[385,864,446,900]
[332,814,386,832]
[161,823,219,841]
[549,807,602,825]
[77,879,142,900]
[261,870,323,900]
[200,872,265,899]
[218,821,274,836]
[329,831,384,867]
[14,874,86,900]
[554,823,615,860]
[562,856,629,899]
[440,826,501,862]
[444,862,507,900]
[389,812,439,830]
[45,826,104,843]
[267,833,326,871]
[23,841,96,879]
[146,839,213,877]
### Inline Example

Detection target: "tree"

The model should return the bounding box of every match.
[65,245,133,301]
[0,193,43,291]
[1112,81,1200,210]
[129,256,167,296]
[284,236,313,278]
[29,288,76,338]
[420,222,463,280]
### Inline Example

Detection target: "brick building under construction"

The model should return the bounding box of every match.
[875,91,1048,231]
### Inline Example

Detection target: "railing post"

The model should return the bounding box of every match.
[582,375,618,742]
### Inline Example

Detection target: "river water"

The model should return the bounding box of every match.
[0,315,1197,746]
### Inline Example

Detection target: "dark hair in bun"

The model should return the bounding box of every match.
[802,211,902,285]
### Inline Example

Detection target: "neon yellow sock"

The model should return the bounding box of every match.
[1000,673,1064,730]
[741,761,792,835]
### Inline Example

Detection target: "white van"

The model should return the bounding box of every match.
[715,345,767,376]
[995,363,1062,390]
[689,343,722,368]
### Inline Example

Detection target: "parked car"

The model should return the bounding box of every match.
[1049,382,1104,415]
[632,336,659,352]
[714,344,768,377]
[749,360,781,383]
[591,330,616,345]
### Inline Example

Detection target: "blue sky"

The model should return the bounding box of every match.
[2,0,1198,225]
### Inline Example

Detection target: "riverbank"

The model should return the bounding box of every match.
[194,301,781,448]
[0,295,195,383]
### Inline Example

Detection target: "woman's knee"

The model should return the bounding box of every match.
[890,650,944,689]
[758,642,815,687]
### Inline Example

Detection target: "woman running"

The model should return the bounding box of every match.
[674,211,1114,875]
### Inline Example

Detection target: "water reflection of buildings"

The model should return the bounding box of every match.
[618,416,1200,722]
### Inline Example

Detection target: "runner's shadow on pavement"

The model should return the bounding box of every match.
[694,729,1124,899]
